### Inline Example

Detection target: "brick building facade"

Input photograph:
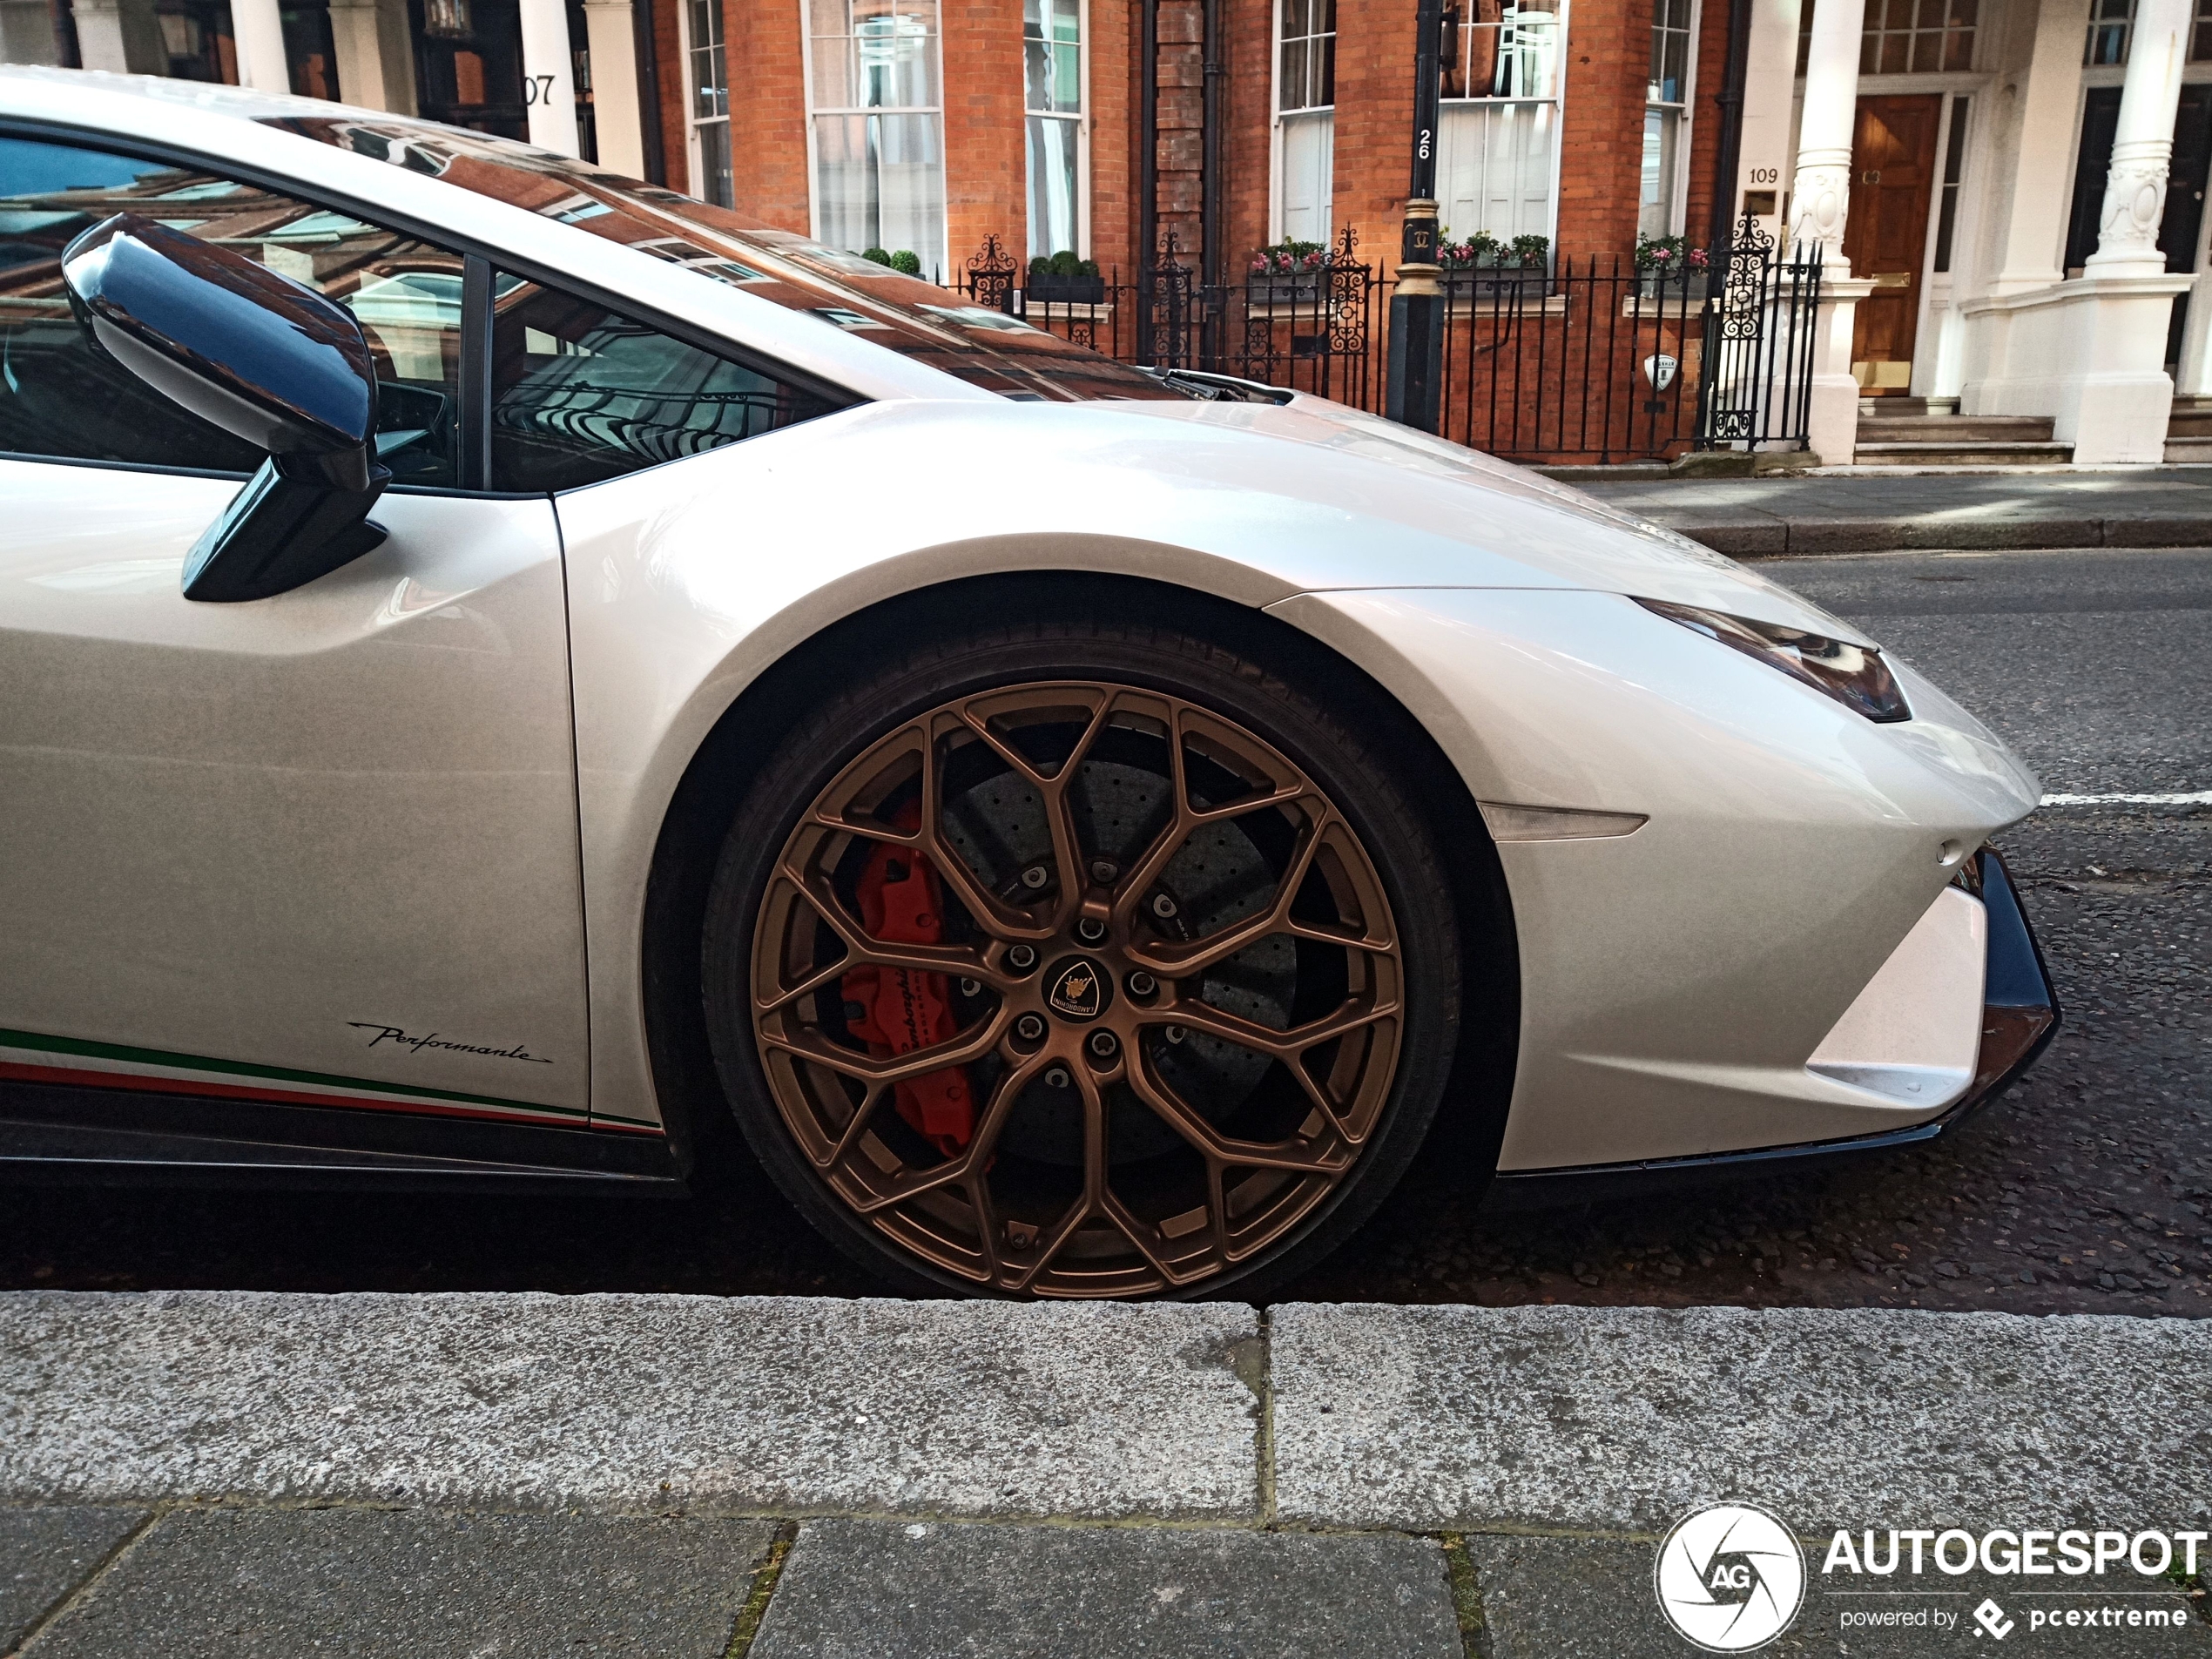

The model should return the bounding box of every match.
[645,0,1734,287]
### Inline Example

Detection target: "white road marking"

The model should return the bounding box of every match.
[2040,791,2212,806]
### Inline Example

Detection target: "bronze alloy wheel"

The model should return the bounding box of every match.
[738,676,1415,1298]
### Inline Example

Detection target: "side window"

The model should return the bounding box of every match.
[490,275,840,491]
[0,136,464,486]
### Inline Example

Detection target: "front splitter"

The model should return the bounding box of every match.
[1481,846,2061,1212]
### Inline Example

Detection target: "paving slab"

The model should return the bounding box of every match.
[748,1517,1462,1659]
[16,1507,774,1659]
[1270,1305,2212,1532]
[0,1506,146,1652]
[1465,1534,2211,1658]
[0,1291,1260,1519]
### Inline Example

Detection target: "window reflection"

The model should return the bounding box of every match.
[0,136,465,484]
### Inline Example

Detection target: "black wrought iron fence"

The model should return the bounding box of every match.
[954,217,1819,465]
[1695,219,1823,453]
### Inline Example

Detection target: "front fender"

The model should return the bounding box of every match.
[551,397,1952,1130]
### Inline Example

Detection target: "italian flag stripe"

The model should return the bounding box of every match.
[0,1026,589,1123]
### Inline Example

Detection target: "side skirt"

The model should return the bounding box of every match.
[0,1080,687,1194]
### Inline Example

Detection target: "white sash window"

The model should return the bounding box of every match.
[1642,0,1693,239]
[683,0,731,207]
[1025,0,1084,257]
[807,0,948,275]
[1275,0,1335,243]
[1438,0,1562,246]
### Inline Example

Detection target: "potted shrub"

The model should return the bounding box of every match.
[1635,233,1710,297]
[1439,231,1549,295]
[1026,249,1106,304]
[1247,239,1331,307]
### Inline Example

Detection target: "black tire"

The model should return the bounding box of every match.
[699,612,1462,1300]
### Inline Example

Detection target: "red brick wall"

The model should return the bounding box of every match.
[727,0,811,230]
[1224,0,1271,269]
[1090,0,1133,273]
[942,0,1028,273]
[652,0,688,197]
[1554,0,1646,260]
[1329,0,1417,270]
[1682,0,1732,247]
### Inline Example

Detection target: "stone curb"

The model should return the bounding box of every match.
[4,1294,2208,1534]
[0,1291,1261,1521]
[1652,513,2212,556]
[1271,1304,2212,1534]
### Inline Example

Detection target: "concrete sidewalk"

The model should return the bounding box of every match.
[1570,469,2212,556]
[3,1293,2209,1656]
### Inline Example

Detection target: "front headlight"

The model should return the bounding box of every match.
[1636,598,1911,722]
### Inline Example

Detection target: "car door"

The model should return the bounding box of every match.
[0,132,594,1129]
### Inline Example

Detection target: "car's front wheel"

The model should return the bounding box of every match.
[700,616,1461,1298]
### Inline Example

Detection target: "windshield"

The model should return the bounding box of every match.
[269,113,1190,403]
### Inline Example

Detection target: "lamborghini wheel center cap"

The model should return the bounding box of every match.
[1043,954,1113,1022]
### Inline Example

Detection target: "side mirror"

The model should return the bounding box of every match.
[62,213,391,603]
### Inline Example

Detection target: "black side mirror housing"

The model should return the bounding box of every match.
[62,213,391,603]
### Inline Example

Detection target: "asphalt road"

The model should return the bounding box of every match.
[3,548,2206,1312]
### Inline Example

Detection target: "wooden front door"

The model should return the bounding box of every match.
[1844,95,1942,395]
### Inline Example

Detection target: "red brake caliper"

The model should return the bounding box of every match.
[840,834,976,1157]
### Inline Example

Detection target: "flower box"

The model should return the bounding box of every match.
[1025,272,1107,306]
[1635,271,1711,300]
[1441,264,1548,298]
[1247,271,1328,307]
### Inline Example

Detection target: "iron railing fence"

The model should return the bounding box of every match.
[954,217,1820,464]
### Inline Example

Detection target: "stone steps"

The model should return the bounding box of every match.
[1854,413,2069,467]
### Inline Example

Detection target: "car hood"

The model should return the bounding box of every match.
[1101,393,1874,643]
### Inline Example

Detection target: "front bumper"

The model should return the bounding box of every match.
[1482,847,2060,1211]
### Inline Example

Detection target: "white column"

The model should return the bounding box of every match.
[583,0,645,174]
[327,0,390,106]
[1789,0,1873,463]
[1733,0,1804,244]
[518,0,582,156]
[1981,0,2089,297]
[1790,0,1865,270]
[231,0,293,91]
[70,0,166,71]
[2087,0,2190,273]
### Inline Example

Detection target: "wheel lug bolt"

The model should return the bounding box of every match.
[1076,917,1107,943]
[959,978,981,997]
[1151,892,1178,919]
[1007,945,1037,971]
[1126,971,1157,998]
[1164,1024,1187,1044]
[1088,1030,1117,1059]
[1090,860,1118,883]
[1044,1064,1071,1088]
[1015,1013,1045,1042]
[1022,864,1050,889]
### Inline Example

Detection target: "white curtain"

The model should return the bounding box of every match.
[1437,100,1554,243]
[1028,117,1079,257]
[1279,109,1332,243]
[813,111,946,270]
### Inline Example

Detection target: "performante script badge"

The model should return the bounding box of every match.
[1654,1502,1806,1652]
[1045,956,1111,1022]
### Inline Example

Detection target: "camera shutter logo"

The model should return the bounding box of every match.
[1653,1502,1806,1652]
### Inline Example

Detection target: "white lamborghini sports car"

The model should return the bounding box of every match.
[0,71,2058,1298]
